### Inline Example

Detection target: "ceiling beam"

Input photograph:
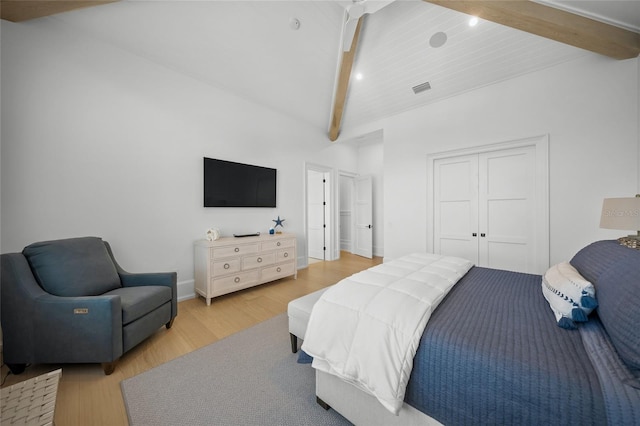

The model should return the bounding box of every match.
[1,0,118,22]
[423,0,640,60]
[329,18,363,142]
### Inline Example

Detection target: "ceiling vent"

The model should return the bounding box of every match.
[412,81,431,94]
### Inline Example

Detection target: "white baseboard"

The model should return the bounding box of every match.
[177,279,196,302]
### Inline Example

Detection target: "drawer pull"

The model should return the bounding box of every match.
[277,267,282,273]
[234,247,240,253]
[283,252,288,258]
[277,242,281,246]
[257,257,263,263]
[234,277,240,283]
[224,263,230,269]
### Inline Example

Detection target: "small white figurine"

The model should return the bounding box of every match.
[206,228,220,241]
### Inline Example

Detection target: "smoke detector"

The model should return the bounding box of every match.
[289,17,301,30]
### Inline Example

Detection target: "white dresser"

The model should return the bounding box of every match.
[194,233,297,305]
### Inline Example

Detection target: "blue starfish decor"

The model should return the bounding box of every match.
[272,216,285,228]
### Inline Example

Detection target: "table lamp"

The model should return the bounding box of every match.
[600,194,640,249]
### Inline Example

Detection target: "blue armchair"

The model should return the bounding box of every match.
[1,237,177,375]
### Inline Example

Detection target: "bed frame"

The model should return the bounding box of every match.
[316,370,441,425]
[307,241,640,425]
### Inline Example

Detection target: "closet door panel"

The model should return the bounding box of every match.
[434,155,479,264]
[479,146,536,272]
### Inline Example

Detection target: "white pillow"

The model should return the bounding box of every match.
[541,261,598,329]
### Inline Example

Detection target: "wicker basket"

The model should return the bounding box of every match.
[1,369,61,426]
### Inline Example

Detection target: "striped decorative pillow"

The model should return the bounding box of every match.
[542,262,598,329]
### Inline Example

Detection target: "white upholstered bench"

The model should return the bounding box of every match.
[287,287,329,353]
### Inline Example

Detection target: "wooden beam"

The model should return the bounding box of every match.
[423,0,640,60]
[329,18,363,142]
[1,0,118,22]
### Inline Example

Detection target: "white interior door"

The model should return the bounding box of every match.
[433,155,479,264]
[478,146,536,272]
[339,174,355,252]
[354,175,373,258]
[433,145,540,273]
[308,170,326,260]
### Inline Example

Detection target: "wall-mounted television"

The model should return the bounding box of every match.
[203,157,277,207]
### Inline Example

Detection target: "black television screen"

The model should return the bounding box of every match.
[203,157,277,207]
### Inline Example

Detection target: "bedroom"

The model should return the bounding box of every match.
[1,0,639,424]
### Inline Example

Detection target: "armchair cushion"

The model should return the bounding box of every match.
[104,286,172,325]
[23,237,121,297]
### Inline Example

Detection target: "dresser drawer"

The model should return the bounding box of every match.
[212,258,241,277]
[261,262,295,282]
[212,271,259,294]
[261,238,295,251]
[277,248,295,262]
[212,243,258,259]
[243,253,276,270]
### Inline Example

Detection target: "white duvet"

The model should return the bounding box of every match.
[301,253,473,415]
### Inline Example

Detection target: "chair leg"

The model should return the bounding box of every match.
[102,361,117,375]
[290,333,298,353]
[6,363,26,375]
[166,318,175,329]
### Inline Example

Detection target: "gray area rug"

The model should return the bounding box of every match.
[121,314,350,425]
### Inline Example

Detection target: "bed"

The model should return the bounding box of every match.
[304,240,640,425]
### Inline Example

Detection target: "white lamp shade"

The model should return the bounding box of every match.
[600,197,640,231]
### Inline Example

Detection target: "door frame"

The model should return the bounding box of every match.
[426,134,550,273]
[305,162,337,262]
[307,169,327,260]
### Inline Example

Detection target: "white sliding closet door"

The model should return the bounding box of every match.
[433,144,542,274]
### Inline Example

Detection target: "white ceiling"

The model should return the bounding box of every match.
[47,0,639,138]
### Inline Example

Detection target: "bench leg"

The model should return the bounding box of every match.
[316,397,331,410]
[290,333,298,353]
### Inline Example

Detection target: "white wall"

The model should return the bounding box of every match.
[0,19,359,299]
[3,18,638,296]
[372,55,639,264]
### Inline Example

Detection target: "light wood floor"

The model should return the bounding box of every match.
[1,252,381,425]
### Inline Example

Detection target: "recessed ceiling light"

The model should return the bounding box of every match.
[355,73,363,81]
[469,16,479,27]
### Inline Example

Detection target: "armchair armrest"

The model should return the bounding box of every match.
[1,253,124,365]
[34,293,123,363]
[118,271,177,288]
[1,253,49,363]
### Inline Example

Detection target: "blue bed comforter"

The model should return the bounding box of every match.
[405,266,608,425]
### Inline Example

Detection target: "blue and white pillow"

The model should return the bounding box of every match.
[542,262,598,329]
